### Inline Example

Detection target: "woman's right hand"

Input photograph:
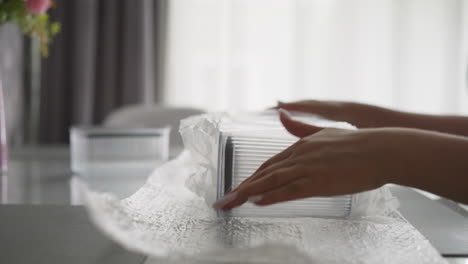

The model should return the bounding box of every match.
[214,109,468,209]
[276,100,396,129]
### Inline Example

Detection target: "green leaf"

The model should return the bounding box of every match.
[0,0,61,57]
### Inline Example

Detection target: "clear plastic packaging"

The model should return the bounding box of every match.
[79,150,444,264]
[70,126,170,176]
[76,112,444,263]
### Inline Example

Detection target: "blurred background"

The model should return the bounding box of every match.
[1,2,467,259]
[2,0,468,146]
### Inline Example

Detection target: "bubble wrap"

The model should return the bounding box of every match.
[80,151,447,264]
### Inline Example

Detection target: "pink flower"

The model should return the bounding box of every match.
[26,0,52,14]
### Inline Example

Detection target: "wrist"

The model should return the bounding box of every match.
[383,129,468,203]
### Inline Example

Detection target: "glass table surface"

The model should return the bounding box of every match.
[1,146,467,264]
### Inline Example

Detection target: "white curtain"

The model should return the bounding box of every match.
[164,0,468,115]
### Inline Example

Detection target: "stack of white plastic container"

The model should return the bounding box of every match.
[215,112,354,217]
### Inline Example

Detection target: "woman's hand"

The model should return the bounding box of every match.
[213,110,468,210]
[276,100,394,128]
[276,100,468,137]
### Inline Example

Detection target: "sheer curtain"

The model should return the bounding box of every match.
[164,0,468,115]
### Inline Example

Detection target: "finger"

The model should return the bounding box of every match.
[252,174,362,206]
[270,101,305,110]
[279,109,323,138]
[266,100,286,109]
[250,178,313,206]
[276,100,328,114]
[229,156,293,193]
[227,140,300,194]
[236,166,305,199]
[218,195,249,211]
[221,110,319,200]
[228,134,304,193]
[222,166,302,210]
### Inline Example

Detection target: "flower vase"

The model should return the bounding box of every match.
[0,23,17,204]
[0,67,6,204]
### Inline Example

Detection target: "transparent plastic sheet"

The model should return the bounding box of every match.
[79,152,446,263]
[79,112,446,263]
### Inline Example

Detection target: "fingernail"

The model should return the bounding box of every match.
[212,192,238,210]
[248,195,263,204]
[278,108,292,119]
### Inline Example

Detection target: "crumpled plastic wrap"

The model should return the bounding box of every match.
[79,112,447,263]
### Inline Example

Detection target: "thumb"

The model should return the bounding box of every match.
[278,109,323,138]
